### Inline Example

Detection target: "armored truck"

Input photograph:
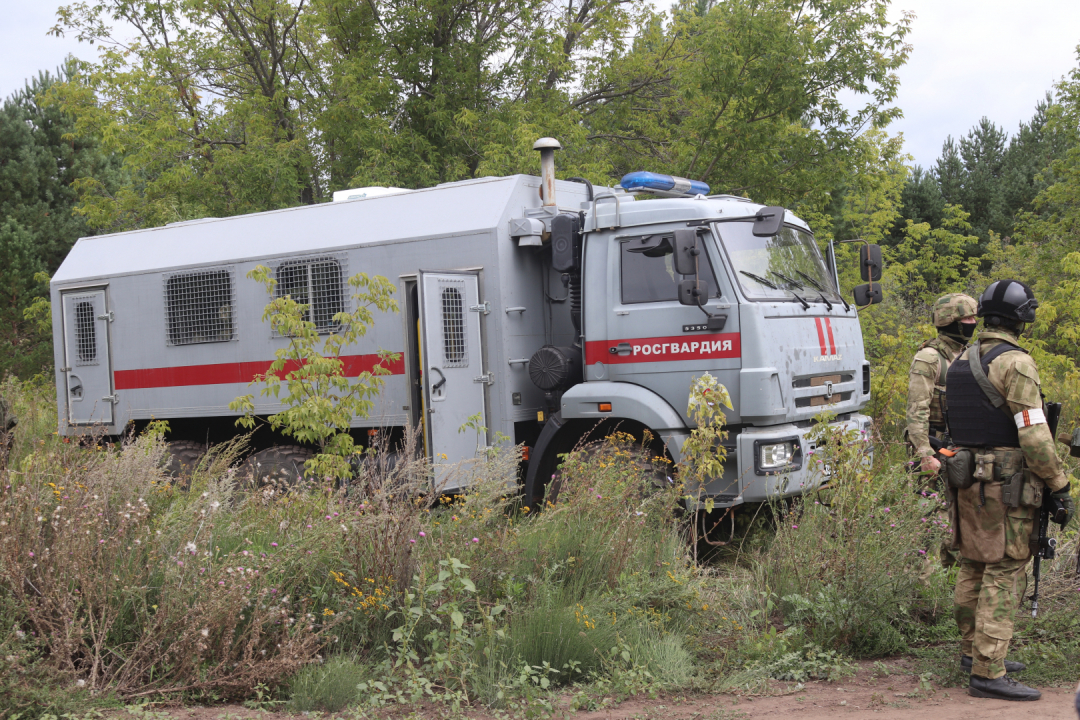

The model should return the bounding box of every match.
[50,138,876,505]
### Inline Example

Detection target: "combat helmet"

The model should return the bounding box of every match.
[931,293,978,327]
[977,280,1038,325]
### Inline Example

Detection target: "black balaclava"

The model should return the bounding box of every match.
[940,320,976,341]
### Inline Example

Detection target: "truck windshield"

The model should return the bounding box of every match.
[713,221,840,303]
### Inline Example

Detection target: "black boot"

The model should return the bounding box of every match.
[969,674,1041,701]
[960,655,1026,674]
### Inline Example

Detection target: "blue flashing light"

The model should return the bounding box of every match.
[620,171,710,197]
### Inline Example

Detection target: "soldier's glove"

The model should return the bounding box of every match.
[1049,486,1074,529]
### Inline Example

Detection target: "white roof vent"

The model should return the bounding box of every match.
[332,186,411,202]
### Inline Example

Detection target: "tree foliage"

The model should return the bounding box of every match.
[48,0,911,229]
[0,65,122,378]
[229,265,399,480]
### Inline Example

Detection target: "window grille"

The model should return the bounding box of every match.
[74,300,97,365]
[164,269,235,346]
[440,284,467,366]
[275,257,345,332]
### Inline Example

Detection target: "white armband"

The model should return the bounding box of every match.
[1014,408,1046,429]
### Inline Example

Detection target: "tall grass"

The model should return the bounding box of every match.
[4,373,1078,715]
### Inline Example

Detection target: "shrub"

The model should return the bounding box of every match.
[752,417,953,657]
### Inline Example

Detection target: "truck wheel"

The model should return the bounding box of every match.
[239,445,315,491]
[162,441,208,487]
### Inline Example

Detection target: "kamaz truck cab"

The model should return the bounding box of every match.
[519,142,875,507]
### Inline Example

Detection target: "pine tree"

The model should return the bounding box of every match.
[0,64,122,378]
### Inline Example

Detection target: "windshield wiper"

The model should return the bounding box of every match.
[770,271,804,289]
[796,270,849,312]
[791,291,810,310]
[816,292,833,311]
[740,270,778,289]
[794,270,824,292]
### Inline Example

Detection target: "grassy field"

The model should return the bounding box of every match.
[2,376,1079,718]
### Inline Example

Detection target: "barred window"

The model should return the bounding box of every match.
[277,258,344,332]
[74,300,97,364]
[441,284,467,366]
[165,269,235,345]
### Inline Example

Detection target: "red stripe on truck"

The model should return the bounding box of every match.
[824,318,837,355]
[584,332,740,365]
[814,318,827,355]
[114,353,405,390]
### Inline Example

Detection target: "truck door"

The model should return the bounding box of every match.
[60,288,114,426]
[418,271,487,492]
[590,233,740,405]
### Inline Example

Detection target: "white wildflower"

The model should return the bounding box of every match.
[185,542,197,554]
[200,628,209,637]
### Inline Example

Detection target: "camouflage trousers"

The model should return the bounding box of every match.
[954,555,1029,678]
[915,483,956,582]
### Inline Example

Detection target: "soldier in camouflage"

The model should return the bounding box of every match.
[907,293,977,471]
[945,280,1074,701]
[907,293,976,573]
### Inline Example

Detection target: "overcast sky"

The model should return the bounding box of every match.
[2,0,1078,172]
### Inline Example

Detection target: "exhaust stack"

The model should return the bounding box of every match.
[533,137,562,206]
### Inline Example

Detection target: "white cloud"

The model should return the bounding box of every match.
[0,1,91,101]
[889,0,1080,169]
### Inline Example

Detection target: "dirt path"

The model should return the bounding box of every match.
[108,660,1079,720]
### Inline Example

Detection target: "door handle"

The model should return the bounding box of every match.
[609,342,632,356]
[430,367,447,392]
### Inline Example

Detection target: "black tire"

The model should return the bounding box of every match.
[239,445,315,491]
[162,440,208,484]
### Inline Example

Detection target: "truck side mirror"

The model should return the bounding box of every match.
[673,228,699,276]
[678,278,711,306]
[752,206,785,237]
[853,283,882,306]
[859,244,882,281]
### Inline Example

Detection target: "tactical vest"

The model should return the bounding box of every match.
[917,339,952,429]
[946,341,1025,448]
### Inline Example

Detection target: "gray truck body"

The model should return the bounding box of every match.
[51,172,870,502]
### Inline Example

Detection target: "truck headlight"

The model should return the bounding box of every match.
[760,442,793,468]
[753,437,802,475]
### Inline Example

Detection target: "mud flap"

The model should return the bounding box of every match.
[523,411,566,503]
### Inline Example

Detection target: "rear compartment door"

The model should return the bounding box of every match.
[418,271,487,492]
[60,288,114,425]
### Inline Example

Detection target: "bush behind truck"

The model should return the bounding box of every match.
[49,138,881,505]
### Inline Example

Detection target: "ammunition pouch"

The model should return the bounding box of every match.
[946,447,1028,495]
[945,449,975,490]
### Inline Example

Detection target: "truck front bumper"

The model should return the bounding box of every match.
[688,413,872,508]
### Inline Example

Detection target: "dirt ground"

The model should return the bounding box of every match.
[107,658,1080,720]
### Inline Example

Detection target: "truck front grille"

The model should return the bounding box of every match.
[792,373,853,388]
[796,392,853,408]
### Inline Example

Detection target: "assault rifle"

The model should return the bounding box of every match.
[1031,402,1065,618]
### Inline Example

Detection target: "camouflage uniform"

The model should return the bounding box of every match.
[949,328,1069,679]
[907,293,975,571]
[906,333,965,460]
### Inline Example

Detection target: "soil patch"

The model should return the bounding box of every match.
[103,658,1079,720]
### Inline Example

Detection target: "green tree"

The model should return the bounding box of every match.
[50,0,912,228]
[229,265,399,481]
[0,65,122,378]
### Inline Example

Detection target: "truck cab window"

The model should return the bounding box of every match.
[620,236,719,304]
